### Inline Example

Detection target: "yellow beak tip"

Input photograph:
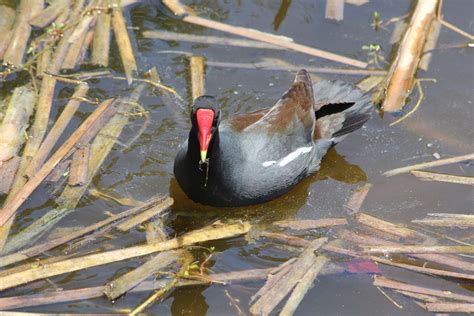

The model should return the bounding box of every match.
[200,150,207,162]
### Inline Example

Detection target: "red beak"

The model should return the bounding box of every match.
[196,109,215,162]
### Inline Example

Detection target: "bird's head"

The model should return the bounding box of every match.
[191,95,221,163]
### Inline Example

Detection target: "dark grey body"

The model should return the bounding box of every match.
[174,79,372,207]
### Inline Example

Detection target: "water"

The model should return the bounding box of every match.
[1,0,473,315]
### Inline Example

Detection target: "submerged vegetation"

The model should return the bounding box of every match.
[0,0,472,314]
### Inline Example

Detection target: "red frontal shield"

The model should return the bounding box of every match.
[196,109,214,161]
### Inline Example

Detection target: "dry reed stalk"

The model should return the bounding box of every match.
[146,219,168,244]
[345,0,369,5]
[373,276,474,303]
[0,157,20,194]
[143,30,285,49]
[63,18,97,70]
[120,0,145,7]
[424,303,474,313]
[0,83,39,250]
[413,215,474,228]
[355,213,419,240]
[104,250,181,300]
[356,76,385,92]
[0,222,251,291]
[3,0,44,67]
[0,84,36,166]
[128,251,193,314]
[45,158,71,183]
[188,16,367,67]
[27,76,57,152]
[115,197,173,231]
[0,250,95,280]
[410,170,474,186]
[337,229,396,246]
[438,18,474,41]
[88,189,143,207]
[146,66,185,110]
[24,83,89,178]
[67,0,98,44]
[224,289,245,316]
[395,290,441,303]
[250,238,328,315]
[0,99,117,227]
[427,213,474,219]
[322,240,362,257]
[36,47,51,77]
[359,226,413,243]
[129,279,177,315]
[325,0,344,21]
[189,55,205,101]
[48,0,86,64]
[0,286,104,311]
[250,259,298,304]
[366,245,474,254]
[111,6,137,84]
[377,286,404,309]
[68,145,91,186]
[382,0,438,112]
[162,0,367,68]
[77,29,94,64]
[111,76,177,94]
[55,1,72,25]
[259,231,311,248]
[0,5,15,60]
[0,31,13,61]
[418,20,441,71]
[206,60,384,76]
[264,233,362,258]
[274,218,348,230]
[91,10,111,66]
[279,255,329,316]
[29,0,66,28]
[388,78,424,125]
[337,229,474,272]
[384,153,474,176]
[372,257,474,281]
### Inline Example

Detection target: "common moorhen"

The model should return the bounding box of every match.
[174,69,372,207]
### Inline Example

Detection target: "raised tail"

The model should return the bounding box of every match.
[313,80,372,142]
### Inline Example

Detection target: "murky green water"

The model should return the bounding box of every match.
[1,0,473,315]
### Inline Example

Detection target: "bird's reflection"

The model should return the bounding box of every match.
[170,287,209,316]
[169,147,367,226]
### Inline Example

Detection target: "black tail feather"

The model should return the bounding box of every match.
[316,102,355,118]
[333,111,371,138]
[313,80,372,141]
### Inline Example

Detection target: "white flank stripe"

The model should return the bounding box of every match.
[278,146,312,167]
[262,160,277,167]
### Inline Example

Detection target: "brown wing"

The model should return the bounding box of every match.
[229,69,316,136]
[227,108,269,132]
